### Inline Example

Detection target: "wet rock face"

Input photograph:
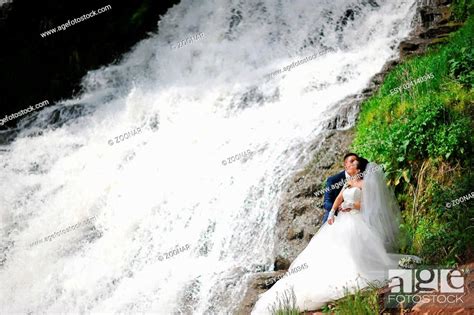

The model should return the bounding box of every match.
[237,97,359,314]
[274,128,355,264]
[419,23,463,38]
[274,255,291,271]
[399,0,461,58]
[238,127,356,314]
[237,270,287,314]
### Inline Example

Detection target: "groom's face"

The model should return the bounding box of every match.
[344,155,358,175]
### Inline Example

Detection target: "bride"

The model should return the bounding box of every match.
[252,158,416,314]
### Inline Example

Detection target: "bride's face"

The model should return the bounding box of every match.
[347,160,360,175]
[344,155,358,174]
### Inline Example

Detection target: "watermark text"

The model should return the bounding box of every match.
[446,191,473,208]
[389,73,434,96]
[40,5,112,38]
[222,149,254,166]
[0,100,49,126]
[30,216,96,247]
[108,127,142,146]
[171,32,205,50]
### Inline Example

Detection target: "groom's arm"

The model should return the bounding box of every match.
[323,177,335,212]
[324,175,342,211]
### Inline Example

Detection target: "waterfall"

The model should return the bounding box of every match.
[0,0,416,313]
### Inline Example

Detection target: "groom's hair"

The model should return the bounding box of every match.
[343,152,359,161]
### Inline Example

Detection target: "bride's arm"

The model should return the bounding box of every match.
[352,181,363,210]
[328,188,345,224]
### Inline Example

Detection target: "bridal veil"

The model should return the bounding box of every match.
[361,163,401,251]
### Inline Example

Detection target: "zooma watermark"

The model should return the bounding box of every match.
[386,268,465,308]
[108,126,142,146]
[222,149,254,166]
[171,32,205,50]
[446,191,473,208]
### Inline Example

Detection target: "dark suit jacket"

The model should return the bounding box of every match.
[323,170,346,215]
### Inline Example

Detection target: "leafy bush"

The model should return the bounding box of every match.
[352,16,474,265]
[447,18,474,87]
[448,46,474,87]
[404,170,474,266]
[452,0,474,21]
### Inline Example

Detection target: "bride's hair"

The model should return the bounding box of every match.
[355,157,369,177]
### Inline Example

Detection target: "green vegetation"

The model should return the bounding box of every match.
[352,13,474,266]
[452,0,474,21]
[131,0,151,26]
[269,288,300,315]
[321,282,383,315]
[301,3,473,314]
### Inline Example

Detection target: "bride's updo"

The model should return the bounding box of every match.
[355,157,369,178]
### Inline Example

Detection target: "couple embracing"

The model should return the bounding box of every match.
[252,154,418,313]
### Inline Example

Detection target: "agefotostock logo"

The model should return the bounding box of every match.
[386,268,466,308]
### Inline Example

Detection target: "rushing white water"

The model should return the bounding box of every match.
[0,0,12,7]
[0,0,417,313]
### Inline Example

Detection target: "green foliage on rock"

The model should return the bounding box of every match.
[452,0,474,21]
[352,17,474,265]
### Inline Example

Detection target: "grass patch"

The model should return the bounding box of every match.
[352,16,474,265]
[322,281,384,315]
[268,287,300,315]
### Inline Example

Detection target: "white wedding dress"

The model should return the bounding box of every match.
[252,163,416,314]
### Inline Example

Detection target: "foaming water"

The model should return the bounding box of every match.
[0,0,416,313]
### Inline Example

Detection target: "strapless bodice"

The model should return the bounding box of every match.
[341,186,362,214]
[343,186,361,203]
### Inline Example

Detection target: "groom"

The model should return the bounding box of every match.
[322,153,359,224]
